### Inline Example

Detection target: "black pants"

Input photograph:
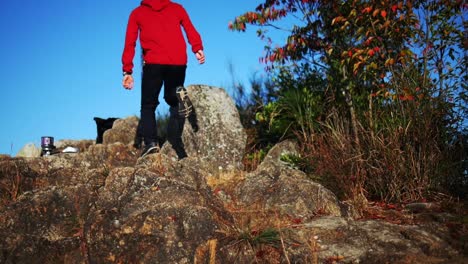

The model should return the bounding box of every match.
[139,64,188,158]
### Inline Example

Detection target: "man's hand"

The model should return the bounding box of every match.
[122,74,134,90]
[195,50,205,64]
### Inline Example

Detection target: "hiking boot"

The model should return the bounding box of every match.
[176,86,193,118]
[140,142,160,158]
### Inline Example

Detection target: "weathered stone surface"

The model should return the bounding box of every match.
[273,216,465,264]
[234,140,343,218]
[86,164,225,263]
[0,143,138,210]
[256,139,300,168]
[16,143,41,158]
[0,185,93,263]
[162,85,247,172]
[55,139,95,153]
[103,115,139,145]
[83,142,139,168]
[0,142,237,263]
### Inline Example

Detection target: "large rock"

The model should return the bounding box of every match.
[0,148,232,263]
[162,85,247,172]
[103,115,139,145]
[234,140,344,219]
[85,163,227,263]
[0,184,94,263]
[271,216,465,264]
[16,143,41,158]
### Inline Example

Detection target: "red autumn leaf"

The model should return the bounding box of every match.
[364,36,374,46]
[381,10,387,18]
[361,7,372,14]
[391,4,398,12]
[399,95,415,101]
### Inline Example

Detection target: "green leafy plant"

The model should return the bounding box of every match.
[280,153,303,170]
[243,147,269,172]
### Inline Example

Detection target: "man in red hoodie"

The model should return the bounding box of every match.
[121,0,205,158]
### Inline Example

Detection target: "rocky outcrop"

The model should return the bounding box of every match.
[0,149,230,263]
[1,85,466,263]
[234,140,344,218]
[85,157,229,263]
[162,85,247,172]
[103,115,139,146]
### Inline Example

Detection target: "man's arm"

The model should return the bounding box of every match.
[179,7,204,57]
[122,11,139,80]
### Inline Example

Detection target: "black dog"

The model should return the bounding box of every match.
[93,117,119,144]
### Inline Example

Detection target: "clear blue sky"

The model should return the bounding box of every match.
[0,0,269,155]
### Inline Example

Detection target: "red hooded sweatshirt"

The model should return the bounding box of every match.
[122,0,203,74]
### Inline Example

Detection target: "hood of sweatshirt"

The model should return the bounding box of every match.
[141,0,171,11]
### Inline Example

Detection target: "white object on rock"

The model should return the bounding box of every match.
[62,146,79,153]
